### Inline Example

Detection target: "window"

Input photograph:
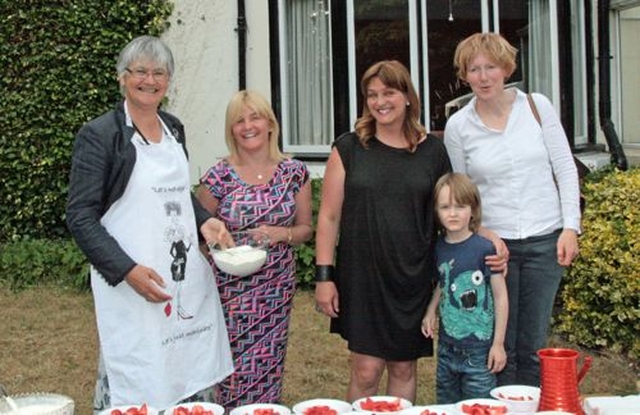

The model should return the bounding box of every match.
[276,0,584,154]
[350,0,411,120]
[618,5,640,144]
[425,0,482,130]
[279,0,334,154]
[570,0,588,145]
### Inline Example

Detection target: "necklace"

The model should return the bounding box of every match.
[235,156,272,182]
[244,163,269,181]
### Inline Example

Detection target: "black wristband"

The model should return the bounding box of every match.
[315,265,335,282]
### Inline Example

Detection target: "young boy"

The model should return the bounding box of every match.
[422,172,508,403]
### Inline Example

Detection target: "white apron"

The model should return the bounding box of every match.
[91,122,233,410]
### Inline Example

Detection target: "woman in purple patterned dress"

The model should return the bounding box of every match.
[196,90,313,409]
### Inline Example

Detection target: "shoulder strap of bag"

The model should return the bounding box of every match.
[527,92,589,179]
[528,94,587,213]
[527,93,542,125]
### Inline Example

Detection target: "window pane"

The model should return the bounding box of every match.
[526,1,554,98]
[282,0,334,151]
[620,6,640,144]
[426,0,481,131]
[354,0,409,112]
[570,0,587,143]
[498,1,526,86]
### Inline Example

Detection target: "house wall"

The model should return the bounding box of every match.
[160,1,637,177]
[162,0,272,184]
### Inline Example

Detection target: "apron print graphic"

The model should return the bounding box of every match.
[164,200,195,320]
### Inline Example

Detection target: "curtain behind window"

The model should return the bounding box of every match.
[283,0,333,147]
[528,1,553,98]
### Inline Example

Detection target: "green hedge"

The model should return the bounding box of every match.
[0,0,173,242]
[0,237,88,290]
[294,178,322,289]
[556,166,640,360]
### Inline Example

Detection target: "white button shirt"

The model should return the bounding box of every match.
[444,89,581,240]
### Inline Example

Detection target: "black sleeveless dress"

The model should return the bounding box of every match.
[330,132,451,360]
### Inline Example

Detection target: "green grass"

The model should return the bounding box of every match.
[0,287,637,415]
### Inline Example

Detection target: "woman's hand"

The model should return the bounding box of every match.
[315,281,339,318]
[125,264,172,302]
[200,217,234,249]
[255,225,288,246]
[485,238,509,276]
[421,310,437,339]
[479,227,509,276]
[557,228,579,266]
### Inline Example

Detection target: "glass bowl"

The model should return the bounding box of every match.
[209,230,269,277]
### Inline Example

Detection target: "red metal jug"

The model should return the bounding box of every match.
[538,348,593,414]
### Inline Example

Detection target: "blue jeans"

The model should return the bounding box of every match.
[498,230,564,387]
[436,342,496,404]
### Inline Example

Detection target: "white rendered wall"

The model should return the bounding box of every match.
[162,1,272,184]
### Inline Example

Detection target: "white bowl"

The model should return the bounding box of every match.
[165,402,225,415]
[0,393,74,415]
[454,398,509,415]
[292,399,353,415]
[399,406,453,415]
[209,231,269,277]
[229,403,291,415]
[490,385,540,413]
[352,396,412,414]
[98,404,158,415]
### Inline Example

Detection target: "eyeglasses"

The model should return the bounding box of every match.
[125,67,169,81]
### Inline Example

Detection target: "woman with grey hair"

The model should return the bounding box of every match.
[66,35,234,413]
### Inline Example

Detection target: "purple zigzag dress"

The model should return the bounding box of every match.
[200,158,309,409]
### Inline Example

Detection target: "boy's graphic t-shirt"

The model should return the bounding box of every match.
[436,233,497,348]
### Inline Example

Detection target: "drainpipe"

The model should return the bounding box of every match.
[237,0,247,90]
[597,0,628,170]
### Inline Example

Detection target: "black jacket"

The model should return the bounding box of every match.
[66,102,211,286]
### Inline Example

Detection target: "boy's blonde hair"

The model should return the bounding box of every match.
[434,172,482,232]
[453,32,518,82]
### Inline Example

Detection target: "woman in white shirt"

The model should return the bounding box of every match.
[443,32,581,386]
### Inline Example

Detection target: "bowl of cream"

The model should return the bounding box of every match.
[209,230,269,277]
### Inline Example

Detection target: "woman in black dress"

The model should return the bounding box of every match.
[314,60,451,402]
